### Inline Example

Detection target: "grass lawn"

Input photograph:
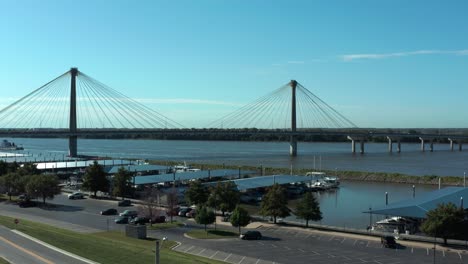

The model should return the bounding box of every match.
[147,221,184,230]
[0,257,10,264]
[187,229,239,239]
[0,215,222,264]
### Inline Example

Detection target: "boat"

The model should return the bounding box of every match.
[305,171,340,190]
[373,216,418,234]
[0,140,24,150]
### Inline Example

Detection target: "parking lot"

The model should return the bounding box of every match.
[2,194,468,264]
[162,225,468,264]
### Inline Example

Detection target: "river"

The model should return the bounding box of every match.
[2,137,462,228]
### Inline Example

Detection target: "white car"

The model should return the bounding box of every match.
[68,192,84,199]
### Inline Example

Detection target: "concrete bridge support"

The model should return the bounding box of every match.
[387,136,401,153]
[68,68,78,157]
[347,136,365,154]
[448,138,463,152]
[419,137,434,152]
[289,80,297,157]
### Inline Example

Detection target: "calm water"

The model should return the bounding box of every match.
[3,137,461,228]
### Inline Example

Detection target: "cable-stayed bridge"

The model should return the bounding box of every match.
[0,68,467,157]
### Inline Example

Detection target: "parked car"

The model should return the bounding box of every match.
[178,207,192,217]
[240,231,262,240]
[186,209,197,218]
[130,217,150,225]
[18,200,37,208]
[100,208,118,215]
[119,210,138,218]
[68,192,84,199]
[118,199,131,207]
[381,236,397,248]
[151,215,166,223]
[114,216,130,224]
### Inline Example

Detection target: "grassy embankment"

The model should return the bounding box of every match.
[149,160,466,186]
[0,258,9,264]
[186,229,238,239]
[0,215,222,264]
[147,221,184,230]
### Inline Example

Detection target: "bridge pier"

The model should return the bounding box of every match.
[289,80,297,157]
[387,136,401,153]
[448,138,463,151]
[68,68,78,157]
[419,137,434,152]
[347,136,365,154]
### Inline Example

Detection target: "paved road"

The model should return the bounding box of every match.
[0,225,86,264]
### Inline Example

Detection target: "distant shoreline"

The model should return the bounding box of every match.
[148,160,465,187]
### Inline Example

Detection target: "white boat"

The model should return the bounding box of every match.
[305,171,340,190]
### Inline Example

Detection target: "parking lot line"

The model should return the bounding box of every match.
[411,247,413,253]
[458,252,462,259]
[341,238,346,243]
[353,239,358,246]
[366,241,370,247]
[197,249,206,255]
[209,251,219,259]
[224,253,232,261]
[238,256,245,264]
[257,242,265,245]
[426,248,429,255]
[284,246,291,250]
[328,236,334,241]
[442,250,445,257]
[184,245,194,253]
[271,244,278,248]
[298,249,305,252]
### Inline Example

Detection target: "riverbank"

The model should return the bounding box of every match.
[148,160,466,186]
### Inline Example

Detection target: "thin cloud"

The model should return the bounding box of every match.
[342,49,468,61]
[134,98,243,106]
[287,61,305,64]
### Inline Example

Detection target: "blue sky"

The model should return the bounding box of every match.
[1,0,468,128]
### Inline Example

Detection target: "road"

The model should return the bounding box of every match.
[1,194,468,264]
[0,225,87,264]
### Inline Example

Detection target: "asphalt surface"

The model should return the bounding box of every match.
[1,194,468,264]
[0,225,86,264]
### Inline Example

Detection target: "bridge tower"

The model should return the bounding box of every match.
[69,67,78,157]
[290,80,297,156]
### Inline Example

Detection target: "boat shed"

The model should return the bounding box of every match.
[366,187,468,219]
[106,164,170,175]
[133,169,255,185]
[35,159,132,170]
[206,175,312,191]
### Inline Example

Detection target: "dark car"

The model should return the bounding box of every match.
[114,216,130,224]
[100,208,118,215]
[18,200,37,208]
[118,199,131,207]
[240,231,262,240]
[130,217,150,225]
[381,236,397,248]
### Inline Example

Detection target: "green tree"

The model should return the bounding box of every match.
[25,174,61,204]
[421,202,465,244]
[260,183,290,224]
[230,205,251,234]
[112,167,133,199]
[195,206,216,231]
[17,163,40,176]
[185,180,208,206]
[82,161,109,197]
[207,181,240,216]
[295,192,322,227]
